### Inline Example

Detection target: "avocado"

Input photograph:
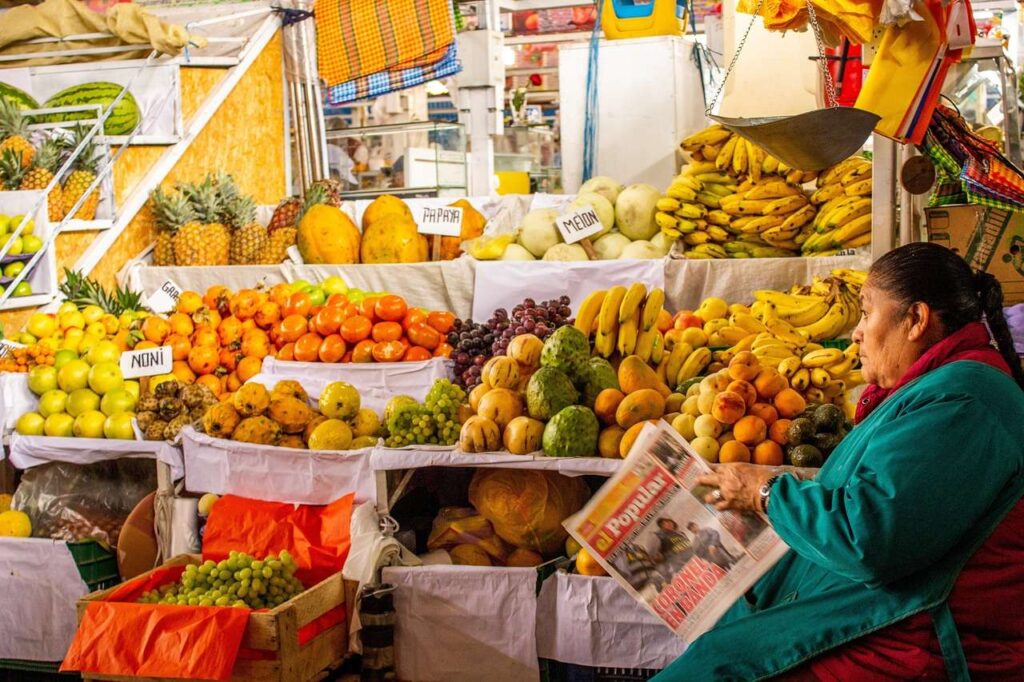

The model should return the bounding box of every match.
[787,417,815,446]
[813,432,843,455]
[813,404,844,432]
[789,444,824,468]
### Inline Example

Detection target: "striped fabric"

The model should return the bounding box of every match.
[316,0,456,86]
[326,42,460,104]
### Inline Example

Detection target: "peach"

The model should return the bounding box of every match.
[748,402,779,427]
[690,436,720,463]
[733,415,768,445]
[700,372,731,395]
[673,311,704,330]
[671,413,697,440]
[697,390,717,416]
[728,351,761,382]
[718,431,736,446]
[726,379,758,408]
[683,395,701,416]
[753,440,784,466]
[712,391,747,425]
[768,418,792,445]
[754,367,788,400]
[774,388,807,419]
[706,362,726,375]
[693,414,723,439]
[720,440,752,463]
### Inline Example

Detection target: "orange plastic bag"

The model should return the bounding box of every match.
[61,566,249,680]
[201,494,354,586]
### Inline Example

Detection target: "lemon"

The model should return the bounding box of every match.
[0,510,32,538]
[307,419,353,451]
[318,382,360,420]
[351,408,381,438]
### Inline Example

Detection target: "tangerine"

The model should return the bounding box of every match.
[733,415,767,446]
[426,311,455,334]
[318,335,347,363]
[352,339,375,363]
[371,321,403,343]
[359,297,380,321]
[719,440,752,463]
[748,402,779,427]
[278,315,308,343]
[340,315,372,343]
[294,333,323,362]
[374,295,408,322]
[753,440,784,466]
[326,293,349,308]
[433,342,453,358]
[313,306,345,336]
[404,346,432,362]
[276,343,295,361]
[402,308,427,331]
[236,356,262,382]
[372,340,406,362]
[406,322,441,350]
[283,291,312,318]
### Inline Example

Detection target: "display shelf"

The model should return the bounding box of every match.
[0,191,57,311]
[371,447,622,476]
[6,434,184,479]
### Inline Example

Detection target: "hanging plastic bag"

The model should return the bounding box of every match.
[12,459,156,547]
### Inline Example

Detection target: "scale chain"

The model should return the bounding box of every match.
[705,0,765,116]
[805,0,839,108]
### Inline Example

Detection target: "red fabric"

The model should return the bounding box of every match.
[806,321,1024,680]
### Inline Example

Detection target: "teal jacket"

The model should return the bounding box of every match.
[654,361,1024,681]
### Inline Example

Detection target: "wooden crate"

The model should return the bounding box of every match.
[76,554,356,682]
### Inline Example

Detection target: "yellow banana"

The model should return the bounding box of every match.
[676,346,712,384]
[617,310,640,356]
[681,125,731,149]
[822,197,871,231]
[573,289,606,335]
[706,210,731,227]
[785,168,805,185]
[656,212,681,231]
[825,355,856,378]
[717,325,753,346]
[762,154,780,175]
[844,178,872,197]
[810,183,845,205]
[831,268,868,287]
[844,233,871,248]
[810,367,831,388]
[683,231,711,246]
[715,135,739,171]
[651,331,666,365]
[617,283,647,324]
[805,387,827,403]
[666,184,699,201]
[778,356,803,379]
[732,134,748,175]
[657,197,683,212]
[747,141,764,183]
[744,181,802,200]
[740,215,785,233]
[704,182,739,198]
[672,175,704,192]
[599,285,627,336]
[701,143,723,161]
[801,348,845,367]
[795,302,849,341]
[819,158,866,186]
[635,327,657,362]
[675,203,708,220]
[791,368,811,391]
[845,369,864,386]
[761,225,802,243]
[732,313,767,334]
[665,342,694,385]
[821,380,845,399]
[763,195,809,216]
[833,214,872,245]
[841,164,872,187]
[724,199,774,215]
[696,192,722,209]
[843,342,860,359]
[706,226,731,242]
[695,172,735,185]
[684,161,718,176]
[641,287,665,331]
[594,328,615,357]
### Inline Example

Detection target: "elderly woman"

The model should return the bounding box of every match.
[655,243,1024,681]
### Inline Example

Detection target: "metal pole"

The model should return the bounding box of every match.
[870,132,898,261]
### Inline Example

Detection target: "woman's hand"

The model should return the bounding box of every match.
[697,464,778,512]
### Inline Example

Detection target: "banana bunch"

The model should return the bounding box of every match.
[804,156,873,256]
[779,342,863,406]
[752,269,865,341]
[574,284,668,363]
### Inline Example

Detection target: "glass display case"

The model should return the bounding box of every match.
[495,124,561,193]
[323,120,468,199]
[941,40,1022,166]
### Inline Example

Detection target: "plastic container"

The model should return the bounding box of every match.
[68,539,121,592]
[601,0,685,40]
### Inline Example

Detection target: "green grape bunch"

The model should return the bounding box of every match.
[137,550,305,610]
[386,380,468,447]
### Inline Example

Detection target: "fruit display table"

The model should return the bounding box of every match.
[7,434,184,480]
[181,427,377,506]
[0,538,95,664]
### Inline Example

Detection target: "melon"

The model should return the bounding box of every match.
[619,240,664,260]
[650,231,674,255]
[517,208,562,257]
[579,176,625,205]
[592,232,631,260]
[543,243,589,261]
[0,83,38,112]
[568,192,613,236]
[499,243,536,260]
[40,82,140,135]
[614,184,661,241]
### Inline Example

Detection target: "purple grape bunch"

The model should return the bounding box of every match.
[448,295,573,389]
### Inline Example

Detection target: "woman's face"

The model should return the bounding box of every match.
[852,282,923,388]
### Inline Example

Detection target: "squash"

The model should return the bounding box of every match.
[476,388,523,430]
[502,416,545,455]
[469,383,491,412]
[615,388,666,429]
[507,333,543,368]
[441,199,486,260]
[362,194,413,230]
[460,416,501,453]
[297,205,361,264]
[618,355,671,397]
[483,356,520,390]
[360,213,429,264]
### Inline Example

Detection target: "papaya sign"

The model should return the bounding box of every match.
[120,345,172,379]
[418,206,463,237]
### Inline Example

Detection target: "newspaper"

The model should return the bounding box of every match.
[565,421,790,643]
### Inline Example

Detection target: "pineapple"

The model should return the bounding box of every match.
[62,126,101,220]
[174,178,230,266]
[59,269,147,316]
[308,178,343,207]
[268,196,302,234]
[257,227,297,264]
[259,184,327,263]
[150,188,194,267]
[19,138,66,222]
[0,99,35,167]
[0,148,26,191]
[227,193,268,264]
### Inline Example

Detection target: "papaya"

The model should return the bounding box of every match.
[360,213,429,264]
[615,389,666,429]
[362,194,413,230]
[618,355,671,397]
[297,204,361,263]
[440,199,486,260]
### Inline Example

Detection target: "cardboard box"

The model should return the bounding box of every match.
[925,205,1024,304]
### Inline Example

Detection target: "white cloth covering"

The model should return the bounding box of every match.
[7,433,184,480]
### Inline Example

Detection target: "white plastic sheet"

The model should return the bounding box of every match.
[536,572,685,670]
[0,538,89,662]
[371,447,622,477]
[0,372,35,433]
[7,434,184,480]
[472,259,665,320]
[384,565,540,682]
[181,427,376,505]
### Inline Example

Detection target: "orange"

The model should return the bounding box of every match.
[359,297,380,321]
[433,342,453,358]
[374,295,408,322]
[352,339,375,363]
[318,334,347,363]
[402,308,428,331]
[326,293,349,308]
[748,402,778,427]
[719,440,752,463]
[313,306,345,336]
[753,440,784,466]
[293,333,323,362]
[406,323,441,350]
[426,311,455,334]
[340,315,373,344]
[774,388,807,419]
[372,340,406,362]
[276,343,295,361]
[236,356,262,382]
[404,346,432,362]
[733,415,767,446]
[575,548,607,576]
[283,291,312,318]
[371,321,403,343]
[278,315,308,344]
[768,418,792,445]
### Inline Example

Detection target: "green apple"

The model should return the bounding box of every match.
[5,237,23,256]
[100,388,136,416]
[88,361,123,395]
[66,388,101,417]
[44,412,75,437]
[320,276,347,295]
[3,261,24,279]
[57,359,91,392]
[289,279,311,292]
[123,380,140,401]
[73,410,107,439]
[15,412,45,436]
[104,412,136,440]
[12,281,32,297]
[38,389,68,417]
[27,365,58,396]
[21,235,42,254]
[304,286,326,307]
[53,349,79,370]
[86,340,120,365]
